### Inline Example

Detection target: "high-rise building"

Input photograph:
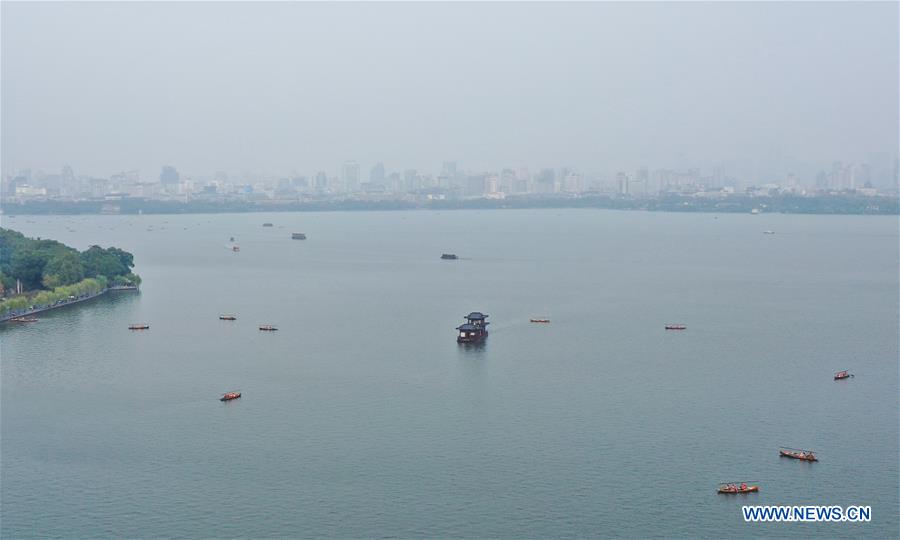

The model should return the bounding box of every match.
[369,162,385,185]
[342,161,360,192]
[315,171,328,190]
[442,161,457,176]
[160,165,180,185]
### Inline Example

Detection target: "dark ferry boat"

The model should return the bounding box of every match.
[441,253,458,260]
[456,312,489,343]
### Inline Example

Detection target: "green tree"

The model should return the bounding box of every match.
[42,251,85,288]
[10,249,48,290]
[81,246,128,278]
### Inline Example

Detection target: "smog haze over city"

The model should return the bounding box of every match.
[2,2,899,539]
[2,1,898,187]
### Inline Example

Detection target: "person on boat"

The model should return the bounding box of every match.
[740,483,747,491]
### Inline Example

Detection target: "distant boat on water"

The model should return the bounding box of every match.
[232,245,240,252]
[530,318,550,323]
[219,315,237,321]
[834,370,853,380]
[259,325,278,331]
[665,324,687,330]
[441,253,458,260]
[220,391,241,402]
[262,223,274,227]
[763,230,775,235]
[292,233,307,240]
[128,324,150,330]
[780,447,818,462]
[11,317,38,323]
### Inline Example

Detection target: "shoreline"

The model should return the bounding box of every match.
[0,286,138,324]
[2,193,898,216]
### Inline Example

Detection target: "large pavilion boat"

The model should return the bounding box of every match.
[780,447,818,462]
[457,312,489,343]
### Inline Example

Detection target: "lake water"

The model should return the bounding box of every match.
[2,209,898,538]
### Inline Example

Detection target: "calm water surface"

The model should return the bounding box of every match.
[2,210,898,538]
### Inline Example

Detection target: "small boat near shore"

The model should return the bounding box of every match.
[665,324,687,330]
[780,448,818,462]
[530,318,550,323]
[128,324,150,330]
[259,325,278,331]
[220,391,241,401]
[718,482,759,494]
[11,316,38,323]
[219,315,237,321]
[834,370,853,380]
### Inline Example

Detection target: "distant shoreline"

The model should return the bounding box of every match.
[2,193,898,216]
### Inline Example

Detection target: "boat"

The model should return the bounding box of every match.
[220,391,241,402]
[441,253,458,260]
[232,245,240,252]
[262,223,274,227]
[229,236,235,242]
[718,483,759,494]
[457,312,489,343]
[11,317,38,323]
[834,370,853,380]
[763,230,775,235]
[259,325,278,331]
[665,324,687,330]
[128,324,150,330]
[219,315,237,321]
[751,208,760,215]
[530,318,550,323]
[780,448,818,462]
[291,233,307,240]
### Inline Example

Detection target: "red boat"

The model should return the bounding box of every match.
[834,370,853,380]
[780,448,818,462]
[220,391,241,402]
[665,324,687,330]
[718,483,759,494]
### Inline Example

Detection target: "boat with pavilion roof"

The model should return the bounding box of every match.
[457,312,489,343]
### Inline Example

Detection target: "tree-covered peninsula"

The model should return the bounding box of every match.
[0,228,140,317]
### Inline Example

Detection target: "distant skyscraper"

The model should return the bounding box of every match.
[442,161,457,176]
[342,161,360,192]
[369,162,385,185]
[315,171,328,190]
[160,165,180,185]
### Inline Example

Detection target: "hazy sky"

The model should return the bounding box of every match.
[2,1,897,179]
